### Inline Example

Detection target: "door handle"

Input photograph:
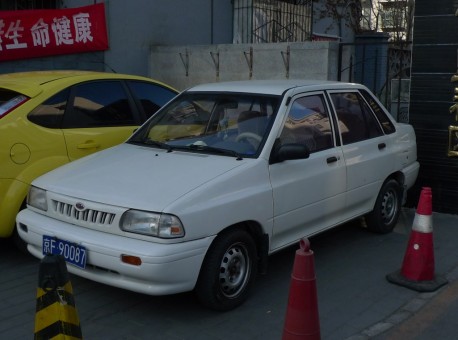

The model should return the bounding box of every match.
[77,141,101,149]
[327,156,339,164]
[378,143,386,150]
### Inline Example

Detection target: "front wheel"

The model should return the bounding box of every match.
[366,179,402,234]
[195,229,258,311]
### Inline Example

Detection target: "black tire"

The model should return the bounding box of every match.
[366,179,402,234]
[195,229,258,311]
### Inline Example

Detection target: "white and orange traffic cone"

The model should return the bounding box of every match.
[282,238,320,340]
[386,187,448,291]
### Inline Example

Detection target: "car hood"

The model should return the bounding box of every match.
[34,143,246,211]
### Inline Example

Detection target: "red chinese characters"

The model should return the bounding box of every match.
[0,3,108,61]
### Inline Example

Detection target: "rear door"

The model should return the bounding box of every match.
[269,92,346,250]
[7,89,68,180]
[328,90,395,218]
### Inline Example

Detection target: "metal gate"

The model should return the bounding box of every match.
[338,38,412,123]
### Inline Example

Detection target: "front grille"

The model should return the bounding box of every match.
[52,200,116,226]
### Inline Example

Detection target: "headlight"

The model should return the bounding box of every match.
[120,210,185,238]
[27,186,48,211]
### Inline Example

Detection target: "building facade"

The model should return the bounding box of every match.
[0,0,346,77]
[408,0,458,213]
[0,0,234,75]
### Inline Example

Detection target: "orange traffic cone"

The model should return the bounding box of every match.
[386,187,448,291]
[282,238,320,340]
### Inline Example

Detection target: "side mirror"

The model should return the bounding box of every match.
[270,140,310,164]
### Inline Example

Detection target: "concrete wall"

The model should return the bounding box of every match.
[149,42,340,91]
[103,0,233,76]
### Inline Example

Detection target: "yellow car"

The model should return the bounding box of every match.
[0,70,177,246]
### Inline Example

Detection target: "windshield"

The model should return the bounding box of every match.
[128,92,281,158]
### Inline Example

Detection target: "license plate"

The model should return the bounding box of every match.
[42,235,87,269]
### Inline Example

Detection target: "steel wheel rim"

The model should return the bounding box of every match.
[381,188,398,225]
[219,242,250,298]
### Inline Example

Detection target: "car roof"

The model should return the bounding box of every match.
[186,79,366,96]
[0,70,176,98]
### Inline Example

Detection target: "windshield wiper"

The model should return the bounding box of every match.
[129,138,173,152]
[187,144,243,160]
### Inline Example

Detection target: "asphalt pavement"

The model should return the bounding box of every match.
[1,207,458,339]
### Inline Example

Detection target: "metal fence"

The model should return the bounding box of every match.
[338,41,412,123]
[233,0,313,43]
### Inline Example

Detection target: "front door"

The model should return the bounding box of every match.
[62,80,139,161]
[269,92,346,251]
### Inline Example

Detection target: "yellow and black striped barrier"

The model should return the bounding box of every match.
[34,254,82,339]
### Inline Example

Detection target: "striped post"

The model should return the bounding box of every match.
[34,254,82,339]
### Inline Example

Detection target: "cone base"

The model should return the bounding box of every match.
[386,269,448,292]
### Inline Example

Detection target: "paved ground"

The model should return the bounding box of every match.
[374,278,458,340]
[1,208,458,339]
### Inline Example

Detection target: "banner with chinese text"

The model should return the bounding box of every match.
[0,3,108,62]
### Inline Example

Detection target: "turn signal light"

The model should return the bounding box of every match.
[121,254,142,266]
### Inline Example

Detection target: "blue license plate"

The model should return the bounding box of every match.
[42,235,87,269]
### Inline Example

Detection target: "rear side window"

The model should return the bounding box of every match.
[28,88,69,128]
[0,89,29,119]
[330,92,383,145]
[127,81,177,120]
[63,81,136,128]
[360,89,396,134]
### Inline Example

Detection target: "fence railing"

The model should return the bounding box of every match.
[233,0,313,44]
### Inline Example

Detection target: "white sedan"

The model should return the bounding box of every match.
[17,80,419,311]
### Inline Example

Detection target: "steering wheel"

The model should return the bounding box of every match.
[235,132,263,143]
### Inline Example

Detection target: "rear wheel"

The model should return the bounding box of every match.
[366,179,402,234]
[195,229,257,311]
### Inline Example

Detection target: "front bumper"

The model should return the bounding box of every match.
[17,208,215,296]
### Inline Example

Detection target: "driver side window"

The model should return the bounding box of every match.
[279,94,334,153]
[63,81,137,129]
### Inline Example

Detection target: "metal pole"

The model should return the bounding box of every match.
[211,0,214,44]
[338,43,343,81]
[373,49,378,93]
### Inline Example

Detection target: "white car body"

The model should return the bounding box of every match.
[17,80,419,310]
